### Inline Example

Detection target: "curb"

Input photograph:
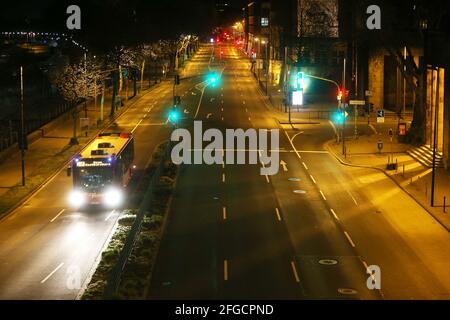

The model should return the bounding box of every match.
[324,140,450,233]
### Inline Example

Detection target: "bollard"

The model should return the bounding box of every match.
[403,164,405,177]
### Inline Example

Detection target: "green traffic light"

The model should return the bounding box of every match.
[168,108,180,123]
[207,73,220,86]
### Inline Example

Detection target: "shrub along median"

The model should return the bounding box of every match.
[82,143,178,300]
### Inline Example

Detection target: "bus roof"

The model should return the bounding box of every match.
[79,132,132,160]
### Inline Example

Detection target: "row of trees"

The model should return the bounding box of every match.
[51,36,198,119]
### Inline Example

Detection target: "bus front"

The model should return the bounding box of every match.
[68,156,123,208]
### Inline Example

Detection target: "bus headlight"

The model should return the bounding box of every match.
[103,188,123,207]
[68,190,85,207]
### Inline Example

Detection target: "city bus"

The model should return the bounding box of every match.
[67,132,134,208]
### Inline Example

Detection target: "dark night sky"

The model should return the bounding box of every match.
[0,0,246,51]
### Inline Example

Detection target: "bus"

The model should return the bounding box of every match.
[67,132,134,208]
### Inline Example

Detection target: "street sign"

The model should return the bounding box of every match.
[377,109,385,123]
[376,109,385,117]
[344,111,349,118]
[349,100,366,105]
[292,90,303,106]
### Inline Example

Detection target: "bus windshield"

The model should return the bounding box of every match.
[76,166,113,192]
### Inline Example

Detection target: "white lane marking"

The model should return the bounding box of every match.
[207,113,213,119]
[289,131,304,144]
[131,118,144,133]
[302,162,308,170]
[284,131,302,161]
[369,124,378,134]
[280,160,288,172]
[319,190,327,201]
[221,108,224,112]
[347,190,358,206]
[41,263,64,284]
[310,175,317,184]
[290,261,300,283]
[105,210,115,221]
[248,117,251,122]
[275,208,282,221]
[223,207,227,220]
[330,208,339,220]
[245,108,248,112]
[258,150,270,183]
[224,260,229,281]
[194,83,208,119]
[344,231,356,248]
[50,209,65,223]
[221,116,224,121]
[222,173,226,183]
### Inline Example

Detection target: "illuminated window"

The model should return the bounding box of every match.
[261,17,269,27]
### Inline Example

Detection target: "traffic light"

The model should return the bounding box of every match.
[168,107,180,123]
[337,89,343,101]
[207,72,220,86]
[333,111,345,125]
[292,71,305,90]
[297,72,304,89]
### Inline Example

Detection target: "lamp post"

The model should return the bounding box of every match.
[262,39,268,96]
[20,66,25,186]
[342,58,346,155]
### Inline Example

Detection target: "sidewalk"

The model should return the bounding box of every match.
[326,135,450,232]
[251,63,450,232]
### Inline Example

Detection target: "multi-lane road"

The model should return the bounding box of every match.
[0,42,449,300]
[150,43,450,300]
[0,45,213,299]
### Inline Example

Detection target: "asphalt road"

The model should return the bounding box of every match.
[150,43,450,300]
[0,45,213,299]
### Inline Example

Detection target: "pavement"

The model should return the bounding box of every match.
[149,43,450,300]
[0,44,213,299]
[326,133,450,232]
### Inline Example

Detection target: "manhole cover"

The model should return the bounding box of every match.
[288,178,301,182]
[318,259,338,266]
[338,288,358,295]
[293,190,307,194]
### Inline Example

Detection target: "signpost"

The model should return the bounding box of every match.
[349,100,365,138]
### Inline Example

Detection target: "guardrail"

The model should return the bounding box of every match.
[103,141,172,299]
